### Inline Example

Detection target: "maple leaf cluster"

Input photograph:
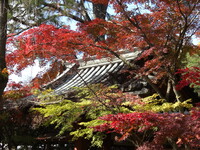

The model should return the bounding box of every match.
[7,25,80,72]
[1,0,199,149]
[93,108,200,149]
[6,0,199,92]
[176,67,200,90]
[90,0,109,5]
[4,81,33,100]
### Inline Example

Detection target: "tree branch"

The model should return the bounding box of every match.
[89,44,166,99]
[80,0,91,21]
[115,0,154,47]
[42,2,86,23]
[11,16,38,27]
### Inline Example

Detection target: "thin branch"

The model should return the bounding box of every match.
[171,79,183,102]
[89,44,166,99]
[166,79,171,100]
[42,2,85,23]
[68,40,166,99]
[115,0,154,47]
[74,67,114,110]
[80,0,91,21]
[175,0,199,60]
[188,11,200,27]
[176,0,187,20]
[11,16,38,27]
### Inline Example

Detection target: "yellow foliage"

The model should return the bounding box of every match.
[2,68,9,74]
[1,68,9,77]
[133,94,193,112]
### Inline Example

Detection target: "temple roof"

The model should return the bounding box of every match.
[43,51,149,96]
[3,51,150,109]
[55,61,124,94]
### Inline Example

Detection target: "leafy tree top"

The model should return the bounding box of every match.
[5,0,200,102]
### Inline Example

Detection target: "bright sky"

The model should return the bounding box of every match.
[8,60,50,85]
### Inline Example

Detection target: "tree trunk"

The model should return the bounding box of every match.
[93,2,108,41]
[93,3,108,19]
[0,0,8,104]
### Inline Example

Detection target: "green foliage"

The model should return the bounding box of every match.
[32,88,60,102]
[34,99,85,134]
[70,120,106,147]
[33,87,194,148]
[132,94,193,112]
[33,84,133,147]
[184,54,200,95]
[184,53,200,68]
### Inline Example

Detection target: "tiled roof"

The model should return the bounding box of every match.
[44,51,149,95]
[55,61,124,94]
[4,51,149,109]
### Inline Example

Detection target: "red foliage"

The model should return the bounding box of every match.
[30,60,66,87]
[5,0,199,99]
[7,0,199,76]
[4,81,33,100]
[176,67,200,90]
[93,110,200,149]
[7,81,23,90]
[7,25,79,71]
[90,0,109,5]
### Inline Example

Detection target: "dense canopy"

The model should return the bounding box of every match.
[0,0,199,149]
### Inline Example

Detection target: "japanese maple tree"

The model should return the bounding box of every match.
[33,85,197,149]
[6,0,200,102]
[2,0,200,149]
[93,108,200,149]
[176,67,200,94]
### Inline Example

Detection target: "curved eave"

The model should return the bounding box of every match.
[44,51,141,94]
